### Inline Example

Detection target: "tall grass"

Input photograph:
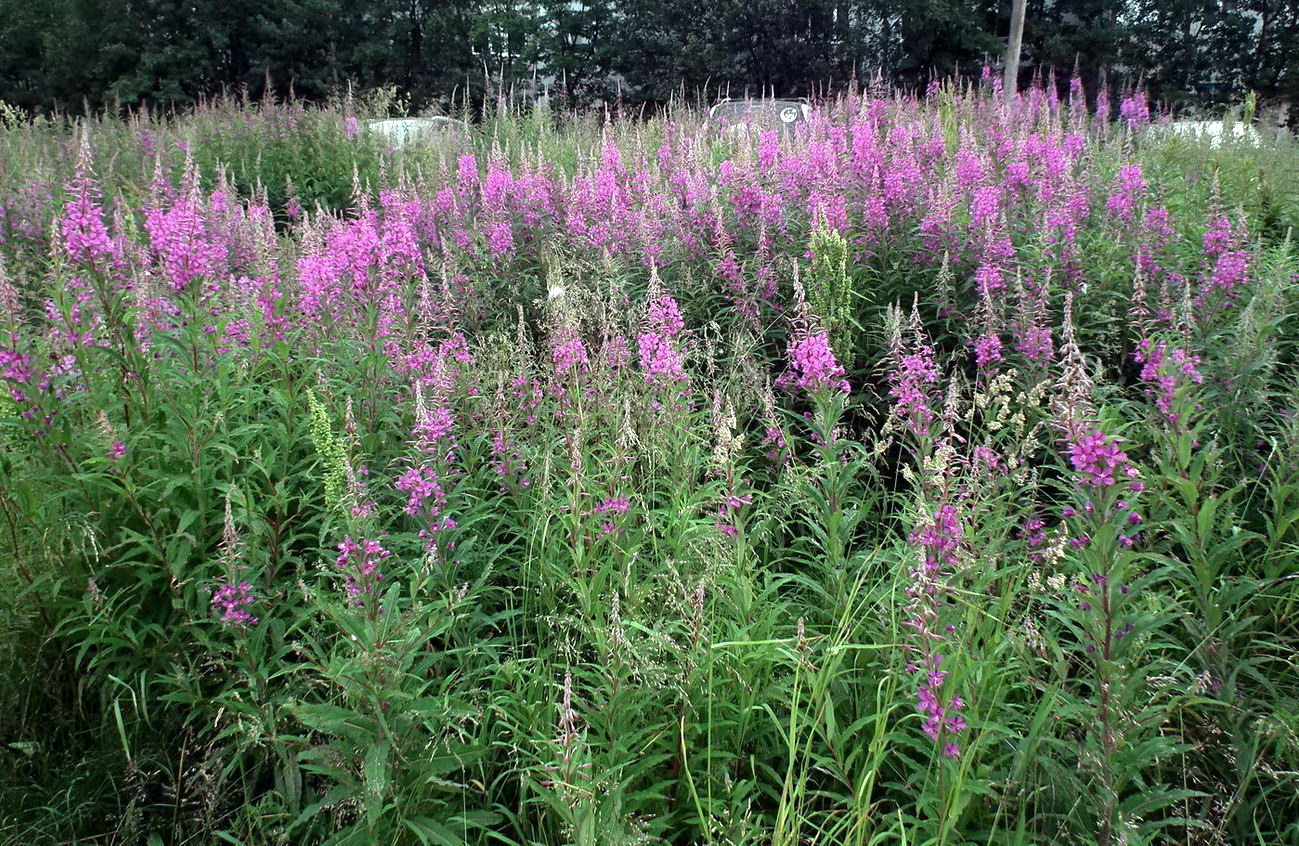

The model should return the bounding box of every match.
[1,81,1297,845]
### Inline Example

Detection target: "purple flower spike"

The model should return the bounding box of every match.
[212,581,258,628]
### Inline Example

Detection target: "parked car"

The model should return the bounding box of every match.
[708,97,810,136]
[366,116,469,148]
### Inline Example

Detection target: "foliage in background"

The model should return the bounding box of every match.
[0,0,1297,116]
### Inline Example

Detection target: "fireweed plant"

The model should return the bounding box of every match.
[1,81,1298,844]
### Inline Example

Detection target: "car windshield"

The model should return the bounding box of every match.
[711,100,806,126]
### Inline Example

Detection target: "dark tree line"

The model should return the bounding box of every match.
[0,0,1295,114]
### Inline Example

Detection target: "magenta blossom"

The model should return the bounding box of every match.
[1134,338,1203,428]
[1067,427,1138,490]
[211,581,258,627]
[335,536,390,604]
[786,329,849,395]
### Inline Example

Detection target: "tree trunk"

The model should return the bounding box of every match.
[1004,0,1026,97]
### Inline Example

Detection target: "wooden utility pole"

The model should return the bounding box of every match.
[1004,0,1026,96]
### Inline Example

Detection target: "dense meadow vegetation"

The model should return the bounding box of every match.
[1,83,1298,845]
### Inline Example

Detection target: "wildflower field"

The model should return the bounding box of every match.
[1,83,1298,845]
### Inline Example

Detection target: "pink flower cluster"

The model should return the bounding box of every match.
[637,333,687,385]
[413,406,456,452]
[592,495,630,534]
[637,295,688,386]
[552,332,590,375]
[211,581,258,627]
[1119,93,1150,129]
[762,425,788,464]
[786,329,849,395]
[490,430,530,491]
[904,504,968,758]
[61,170,120,268]
[1134,338,1204,427]
[1018,516,1048,562]
[889,338,940,435]
[1014,324,1054,365]
[397,405,459,548]
[715,489,754,537]
[1067,427,1140,491]
[1106,164,1147,222]
[1199,215,1251,312]
[396,464,447,519]
[916,658,967,757]
[972,334,1003,368]
[912,503,962,581]
[1,346,32,401]
[144,189,228,294]
[647,295,684,335]
[334,536,390,604]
